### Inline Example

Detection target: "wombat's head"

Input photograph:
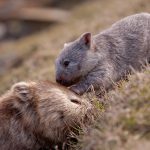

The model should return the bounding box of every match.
[10,81,92,144]
[55,32,98,86]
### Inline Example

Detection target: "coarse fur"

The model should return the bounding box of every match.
[0,81,91,150]
[55,13,150,95]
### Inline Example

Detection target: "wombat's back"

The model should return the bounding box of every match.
[106,13,150,34]
[95,13,150,71]
[0,81,92,150]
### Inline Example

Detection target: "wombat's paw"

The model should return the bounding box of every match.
[12,82,35,101]
[69,85,85,95]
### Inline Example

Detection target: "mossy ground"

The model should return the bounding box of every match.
[0,0,150,149]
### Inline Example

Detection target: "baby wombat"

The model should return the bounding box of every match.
[0,81,91,150]
[55,13,150,95]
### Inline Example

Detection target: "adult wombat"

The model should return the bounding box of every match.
[0,81,91,150]
[55,13,150,95]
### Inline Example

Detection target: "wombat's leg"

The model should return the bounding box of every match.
[70,77,111,95]
[70,68,115,95]
[69,75,102,95]
[69,80,89,95]
[11,82,36,101]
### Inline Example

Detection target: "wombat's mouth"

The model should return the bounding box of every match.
[56,77,81,87]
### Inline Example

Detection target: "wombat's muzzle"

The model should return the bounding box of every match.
[56,75,81,87]
[56,78,72,86]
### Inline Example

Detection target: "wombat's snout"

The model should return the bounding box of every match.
[56,77,71,86]
[56,79,70,86]
[56,78,65,85]
[56,78,62,84]
[56,74,62,83]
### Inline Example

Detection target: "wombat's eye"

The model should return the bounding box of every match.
[70,99,81,105]
[63,60,70,67]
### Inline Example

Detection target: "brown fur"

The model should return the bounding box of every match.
[0,81,91,150]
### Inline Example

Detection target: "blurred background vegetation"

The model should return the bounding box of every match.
[0,0,149,149]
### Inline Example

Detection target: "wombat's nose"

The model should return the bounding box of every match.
[56,78,70,86]
[56,78,62,84]
[56,75,66,84]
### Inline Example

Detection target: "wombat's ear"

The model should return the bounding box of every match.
[79,32,91,49]
[11,82,35,102]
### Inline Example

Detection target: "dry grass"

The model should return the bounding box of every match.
[77,67,150,150]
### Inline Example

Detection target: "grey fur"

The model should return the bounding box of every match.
[55,13,150,95]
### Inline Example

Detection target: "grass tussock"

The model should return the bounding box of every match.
[77,67,150,150]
